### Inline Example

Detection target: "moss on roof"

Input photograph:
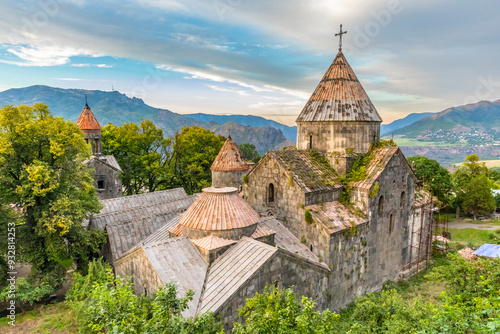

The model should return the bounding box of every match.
[272,150,341,192]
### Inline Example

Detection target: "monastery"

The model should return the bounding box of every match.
[79,35,434,329]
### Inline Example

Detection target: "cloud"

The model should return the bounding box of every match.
[207,84,248,96]
[0,45,99,67]
[71,63,113,68]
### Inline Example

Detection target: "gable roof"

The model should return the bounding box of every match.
[191,235,237,251]
[90,193,196,230]
[142,237,208,317]
[106,210,186,262]
[76,103,101,130]
[255,150,341,193]
[352,146,414,190]
[85,155,122,172]
[258,217,326,266]
[306,201,367,234]
[296,51,382,123]
[96,188,188,216]
[210,136,250,171]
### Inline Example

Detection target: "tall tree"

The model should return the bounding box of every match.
[0,104,104,291]
[102,120,172,195]
[170,126,225,194]
[407,155,453,204]
[239,143,261,164]
[453,154,496,220]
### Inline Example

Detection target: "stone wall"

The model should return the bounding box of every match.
[216,250,329,331]
[212,170,247,189]
[297,121,381,154]
[360,152,416,289]
[88,159,123,200]
[114,247,163,296]
[327,223,371,309]
[243,154,332,264]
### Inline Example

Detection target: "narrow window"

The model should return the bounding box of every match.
[389,214,393,234]
[97,180,105,190]
[310,244,313,252]
[268,183,274,203]
[94,139,99,154]
[309,135,313,149]
[400,191,405,208]
[378,196,384,213]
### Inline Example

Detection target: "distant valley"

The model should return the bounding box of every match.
[1,85,499,166]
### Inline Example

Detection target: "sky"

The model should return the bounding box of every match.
[0,0,499,125]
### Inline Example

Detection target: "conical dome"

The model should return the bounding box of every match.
[179,187,259,240]
[211,137,250,171]
[296,51,382,123]
[76,103,101,131]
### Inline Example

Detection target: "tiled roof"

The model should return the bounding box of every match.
[180,187,259,231]
[258,217,325,266]
[106,210,185,261]
[167,223,183,237]
[211,136,250,171]
[306,201,367,234]
[96,188,189,216]
[141,215,180,245]
[296,51,382,123]
[251,224,276,239]
[90,194,197,230]
[198,237,277,314]
[267,150,341,193]
[352,147,399,190]
[76,104,101,130]
[142,237,208,317]
[191,235,237,251]
[84,155,123,172]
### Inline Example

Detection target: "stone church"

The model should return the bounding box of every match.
[77,101,123,199]
[85,47,434,329]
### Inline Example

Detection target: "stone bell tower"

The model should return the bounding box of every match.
[76,99,102,156]
[295,25,382,175]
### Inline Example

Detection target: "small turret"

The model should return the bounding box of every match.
[76,99,102,156]
[210,136,251,189]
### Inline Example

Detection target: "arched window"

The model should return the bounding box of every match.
[309,135,313,149]
[268,183,274,203]
[378,196,384,213]
[400,191,405,208]
[310,244,313,252]
[389,214,393,234]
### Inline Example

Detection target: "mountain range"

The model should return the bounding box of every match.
[0,85,292,154]
[389,100,500,146]
[2,85,499,165]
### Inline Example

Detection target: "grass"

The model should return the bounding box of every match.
[448,228,500,249]
[0,301,77,334]
[450,159,500,168]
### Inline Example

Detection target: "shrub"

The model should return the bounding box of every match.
[305,209,314,224]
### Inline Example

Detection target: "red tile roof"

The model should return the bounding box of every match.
[296,51,382,123]
[180,187,259,231]
[191,235,237,251]
[167,223,183,237]
[76,104,101,130]
[210,137,250,171]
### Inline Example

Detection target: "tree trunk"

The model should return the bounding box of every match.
[456,207,460,220]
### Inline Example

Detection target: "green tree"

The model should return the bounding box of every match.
[233,286,339,334]
[453,155,495,220]
[170,127,225,194]
[239,143,261,164]
[0,104,104,293]
[67,260,222,334]
[102,120,172,195]
[407,155,453,204]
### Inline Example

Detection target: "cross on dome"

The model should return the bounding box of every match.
[335,24,347,51]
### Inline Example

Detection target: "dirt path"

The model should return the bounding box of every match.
[448,222,500,230]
